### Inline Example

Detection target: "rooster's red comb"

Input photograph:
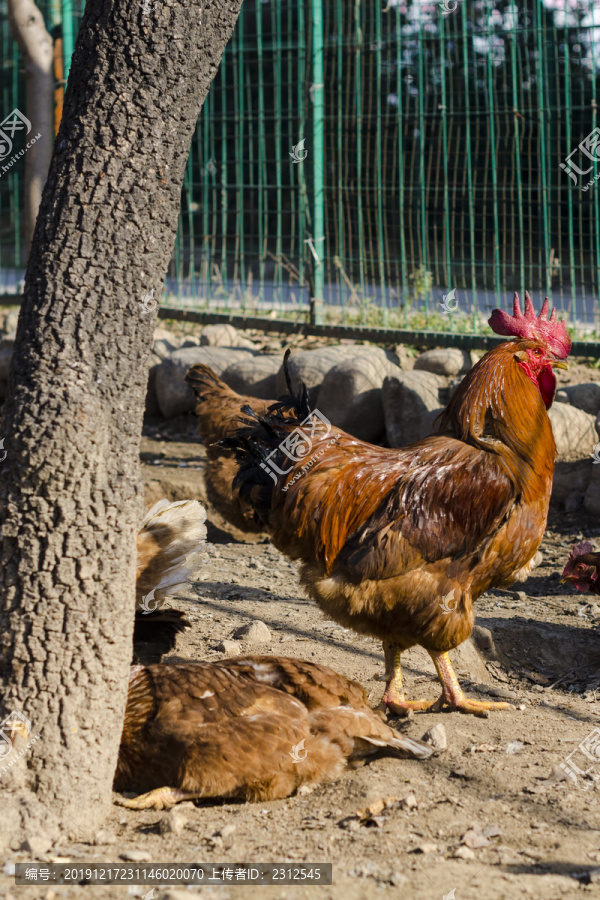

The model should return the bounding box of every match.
[488,291,572,359]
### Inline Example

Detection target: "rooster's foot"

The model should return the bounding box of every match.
[430,693,512,718]
[381,697,435,716]
[429,651,513,717]
[116,787,202,810]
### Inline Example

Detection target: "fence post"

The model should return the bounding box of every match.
[61,0,74,84]
[310,0,324,325]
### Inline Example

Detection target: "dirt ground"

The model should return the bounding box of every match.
[6,421,600,900]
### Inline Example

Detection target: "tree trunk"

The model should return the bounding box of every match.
[7,0,54,257]
[0,0,243,846]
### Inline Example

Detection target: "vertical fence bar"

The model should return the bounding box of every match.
[61,0,74,84]
[417,16,429,323]
[310,0,325,325]
[355,0,366,315]
[510,23,525,298]
[585,0,600,330]
[460,1,476,327]
[256,4,267,303]
[560,0,576,319]
[395,7,408,327]
[439,13,452,329]
[233,16,246,301]
[484,9,501,306]
[335,0,345,322]
[220,45,228,303]
[273,0,283,311]
[297,0,307,313]
[535,0,551,303]
[374,3,386,324]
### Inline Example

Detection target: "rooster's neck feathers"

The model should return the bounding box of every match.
[438,341,556,489]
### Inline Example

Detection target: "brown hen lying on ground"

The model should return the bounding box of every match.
[133,499,206,661]
[222,295,572,718]
[185,364,272,533]
[115,656,432,809]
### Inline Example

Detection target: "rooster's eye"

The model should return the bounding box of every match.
[533,348,543,356]
[577,564,585,571]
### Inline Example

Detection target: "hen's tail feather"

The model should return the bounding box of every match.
[136,499,207,608]
[184,363,236,402]
[363,732,433,760]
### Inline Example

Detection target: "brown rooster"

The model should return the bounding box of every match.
[561,542,600,594]
[185,364,272,533]
[222,294,571,717]
[114,655,432,809]
[133,499,206,659]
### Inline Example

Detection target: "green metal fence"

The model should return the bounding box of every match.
[3,0,600,338]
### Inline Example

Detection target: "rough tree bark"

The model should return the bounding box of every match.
[0,0,243,845]
[7,0,54,256]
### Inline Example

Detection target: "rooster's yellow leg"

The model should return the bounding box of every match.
[429,650,513,718]
[381,642,434,716]
[116,787,202,810]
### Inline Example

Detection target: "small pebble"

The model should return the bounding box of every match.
[453,845,476,860]
[21,836,52,856]
[216,639,241,655]
[119,851,152,863]
[506,741,525,754]
[93,829,117,845]
[421,723,447,753]
[159,808,188,835]
[232,620,272,643]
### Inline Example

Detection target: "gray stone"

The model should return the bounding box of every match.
[471,625,498,659]
[561,382,600,416]
[119,851,152,862]
[155,346,255,418]
[565,489,585,513]
[421,723,447,753]
[0,338,14,383]
[145,360,162,417]
[452,845,476,860]
[547,403,597,459]
[317,349,396,442]
[216,639,241,655]
[200,324,254,349]
[93,829,117,845]
[382,369,445,447]
[233,620,272,643]
[275,346,382,405]
[152,326,183,360]
[159,808,188,835]
[221,354,281,399]
[584,459,600,516]
[2,309,19,333]
[414,347,471,377]
[21,835,52,856]
[551,459,593,506]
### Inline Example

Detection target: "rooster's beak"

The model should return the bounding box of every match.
[552,359,569,371]
[559,576,568,584]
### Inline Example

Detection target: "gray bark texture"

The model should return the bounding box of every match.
[7,0,54,256]
[0,0,242,847]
